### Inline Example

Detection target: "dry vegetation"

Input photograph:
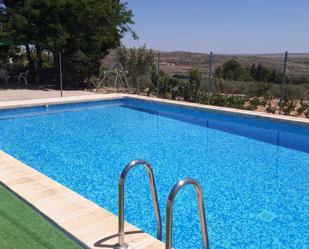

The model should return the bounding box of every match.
[103,50,309,78]
[100,49,309,118]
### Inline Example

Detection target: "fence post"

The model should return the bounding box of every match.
[59,52,63,98]
[279,51,288,114]
[208,52,213,94]
[156,52,160,97]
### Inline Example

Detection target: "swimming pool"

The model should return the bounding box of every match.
[0,97,308,249]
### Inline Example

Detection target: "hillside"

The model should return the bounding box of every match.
[103,50,309,78]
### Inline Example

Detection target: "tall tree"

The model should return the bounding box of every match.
[0,0,135,84]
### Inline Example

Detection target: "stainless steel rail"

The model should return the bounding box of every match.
[165,178,209,249]
[115,160,162,249]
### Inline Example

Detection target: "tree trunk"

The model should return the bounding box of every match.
[25,44,34,73]
[53,51,59,70]
[36,46,42,71]
[33,45,42,84]
[52,51,63,88]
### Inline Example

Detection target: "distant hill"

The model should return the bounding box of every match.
[103,49,309,78]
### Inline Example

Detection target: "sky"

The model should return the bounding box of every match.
[122,0,309,54]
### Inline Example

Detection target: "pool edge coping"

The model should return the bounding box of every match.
[0,93,308,126]
[0,150,165,249]
[0,93,308,248]
[122,94,309,126]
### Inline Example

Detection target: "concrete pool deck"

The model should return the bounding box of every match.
[0,151,165,249]
[0,88,93,101]
[0,93,308,249]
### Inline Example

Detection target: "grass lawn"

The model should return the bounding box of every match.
[0,184,82,249]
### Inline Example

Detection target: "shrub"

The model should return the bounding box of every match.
[199,93,247,109]
[281,99,297,115]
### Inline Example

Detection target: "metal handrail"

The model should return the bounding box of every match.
[115,160,162,249]
[165,178,209,249]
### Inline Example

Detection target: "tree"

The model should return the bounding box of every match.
[269,69,278,83]
[214,66,223,79]
[250,64,256,79]
[240,65,253,81]
[182,68,202,101]
[117,45,155,93]
[222,59,242,80]
[0,0,135,84]
[255,63,271,82]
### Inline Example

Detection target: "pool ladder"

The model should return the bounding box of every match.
[115,160,209,249]
[115,160,162,249]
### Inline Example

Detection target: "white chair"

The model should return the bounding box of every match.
[18,70,29,85]
[0,68,8,85]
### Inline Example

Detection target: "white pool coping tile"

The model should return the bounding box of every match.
[0,151,164,249]
[0,93,308,125]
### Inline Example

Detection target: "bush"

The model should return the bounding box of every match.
[62,50,100,86]
[247,97,260,110]
[281,99,297,115]
[117,45,156,93]
[199,93,248,109]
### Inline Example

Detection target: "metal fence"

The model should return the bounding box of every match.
[99,49,309,117]
[1,49,308,117]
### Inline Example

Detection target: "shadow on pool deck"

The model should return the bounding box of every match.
[94,230,144,248]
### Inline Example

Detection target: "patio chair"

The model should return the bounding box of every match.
[0,68,8,85]
[18,70,29,85]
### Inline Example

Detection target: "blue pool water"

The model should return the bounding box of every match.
[0,98,308,249]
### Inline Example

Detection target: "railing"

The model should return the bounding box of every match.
[115,159,162,249]
[165,178,209,249]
